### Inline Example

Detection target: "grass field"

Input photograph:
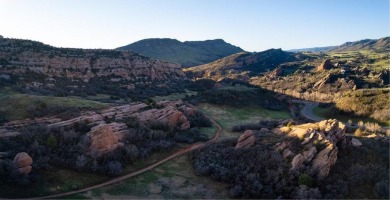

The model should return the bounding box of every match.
[77,154,228,199]
[0,88,109,121]
[196,103,290,139]
[0,167,109,198]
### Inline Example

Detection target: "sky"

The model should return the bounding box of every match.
[0,0,389,51]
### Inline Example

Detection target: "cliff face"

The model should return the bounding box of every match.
[0,37,187,97]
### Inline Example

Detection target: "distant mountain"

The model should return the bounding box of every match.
[116,38,243,68]
[288,46,336,53]
[185,48,299,80]
[0,36,186,99]
[288,37,389,53]
[329,37,389,52]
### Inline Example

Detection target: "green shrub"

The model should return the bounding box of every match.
[354,128,364,137]
[47,135,58,148]
[298,173,312,186]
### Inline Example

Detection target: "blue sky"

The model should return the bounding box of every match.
[0,0,388,51]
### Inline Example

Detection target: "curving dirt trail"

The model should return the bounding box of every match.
[31,104,222,199]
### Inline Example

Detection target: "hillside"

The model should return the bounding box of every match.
[288,46,336,52]
[185,48,299,80]
[0,37,187,99]
[330,37,389,52]
[288,37,389,53]
[116,38,243,67]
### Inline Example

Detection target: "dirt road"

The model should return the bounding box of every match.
[292,100,325,122]
[32,105,222,199]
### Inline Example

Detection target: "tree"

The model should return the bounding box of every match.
[298,173,313,186]
[106,161,123,176]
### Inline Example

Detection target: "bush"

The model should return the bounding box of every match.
[47,135,58,149]
[187,111,212,128]
[192,143,293,198]
[374,180,389,199]
[124,117,139,128]
[174,128,208,143]
[354,128,364,137]
[298,173,313,186]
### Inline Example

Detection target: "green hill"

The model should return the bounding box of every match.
[116,38,243,67]
[330,37,389,52]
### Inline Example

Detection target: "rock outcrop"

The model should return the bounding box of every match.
[274,119,346,180]
[351,138,362,147]
[317,59,333,71]
[269,67,283,77]
[13,152,33,175]
[235,130,255,149]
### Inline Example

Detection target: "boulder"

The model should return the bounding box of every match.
[282,149,294,159]
[312,144,338,179]
[88,123,127,155]
[317,59,333,71]
[351,138,362,147]
[13,152,33,175]
[235,130,255,149]
[291,146,317,170]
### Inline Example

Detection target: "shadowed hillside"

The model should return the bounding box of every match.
[185,49,299,80]
[116,38,243,67]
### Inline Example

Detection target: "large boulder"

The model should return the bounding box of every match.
[235,130,256,149]
[13,152,33,175]
[88,123,127,155]
[312,143,338,179]
[291,146,317,170]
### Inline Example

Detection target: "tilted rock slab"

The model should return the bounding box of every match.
[235,130,256,149]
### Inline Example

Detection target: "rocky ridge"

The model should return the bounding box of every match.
[0,100,194,141]
[0,37,186,95]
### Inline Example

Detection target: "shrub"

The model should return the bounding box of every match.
[354,128,364,137]
[298,173,313,186]
[374,180,389,199]
[47,135,58,149]
[187,111,212,127]
[124,117,139,128]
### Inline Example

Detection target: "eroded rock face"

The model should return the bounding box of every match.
[13,152,33,175]
[235,130,255,149]
[274,119,346,180]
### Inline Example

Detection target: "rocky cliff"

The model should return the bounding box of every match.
[0,37,187,98]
